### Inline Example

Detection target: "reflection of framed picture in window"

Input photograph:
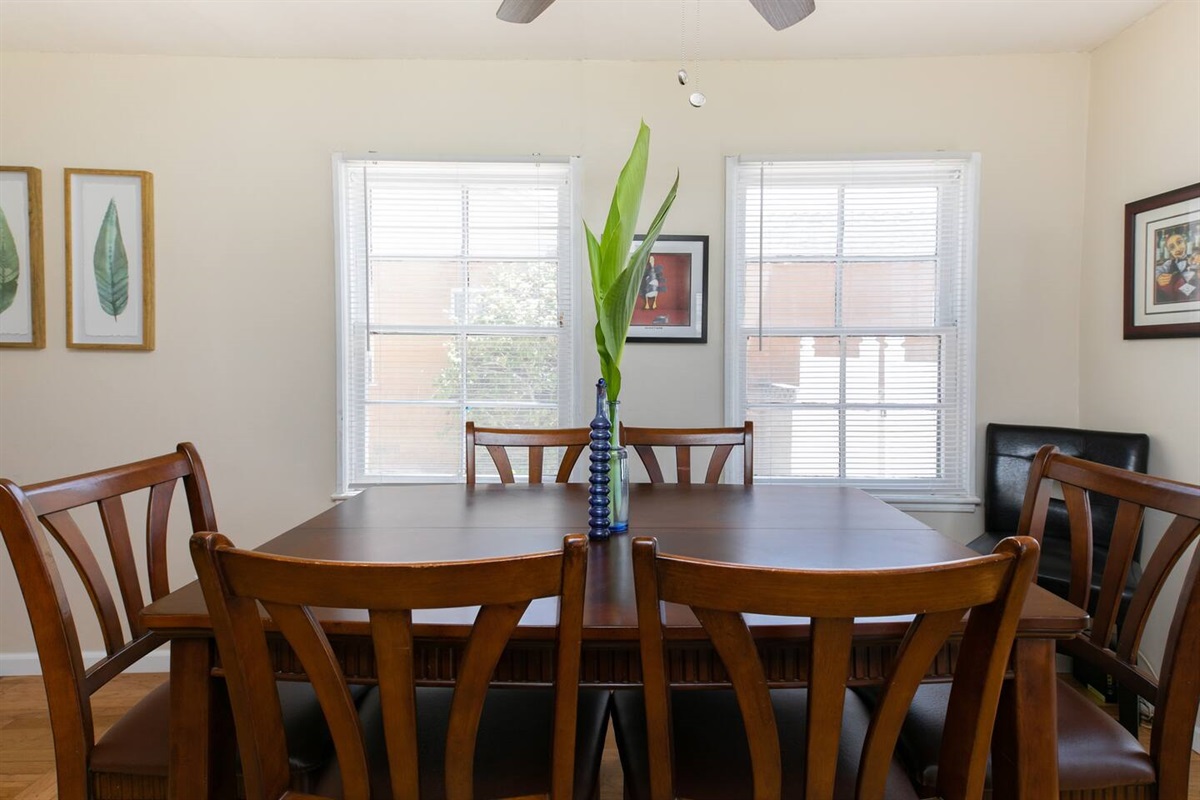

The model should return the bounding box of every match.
[1124,182,1200,339]
[66,168,155,350]
[628,234,708,343]
[0,166,45,349]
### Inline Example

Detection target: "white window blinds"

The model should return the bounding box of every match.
[725,155,978,505]
[335,157,577,492]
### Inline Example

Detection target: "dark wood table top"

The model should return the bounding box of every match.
[143,483,1087,641]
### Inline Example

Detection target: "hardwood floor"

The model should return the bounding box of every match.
[0,673,168,800]
[1,673,1196,799]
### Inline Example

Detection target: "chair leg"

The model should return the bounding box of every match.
[1118,688,1140,737]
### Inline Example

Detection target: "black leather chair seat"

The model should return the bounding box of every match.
[314,687,611,799]
[888,682,1155,796]
[89,680,354,797]
[611,687,919,800]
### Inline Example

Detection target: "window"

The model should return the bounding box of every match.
[725,155,978,507]
[335,157,578,492]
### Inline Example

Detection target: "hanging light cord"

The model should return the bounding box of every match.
[692,0,701,93]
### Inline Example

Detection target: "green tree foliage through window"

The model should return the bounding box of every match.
[436,261,560,412]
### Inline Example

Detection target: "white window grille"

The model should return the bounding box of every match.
[725,154,979,507]
[334,156,578,492]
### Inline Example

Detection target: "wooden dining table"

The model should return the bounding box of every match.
[141,482,1087,800]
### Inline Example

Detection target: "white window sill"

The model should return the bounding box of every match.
[876,495,981,513]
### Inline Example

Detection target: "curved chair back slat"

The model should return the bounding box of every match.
[465,422,590,485]
[621,422,753,485]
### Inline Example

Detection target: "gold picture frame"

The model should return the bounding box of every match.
[65,168,155,350]
[0,166,46,349]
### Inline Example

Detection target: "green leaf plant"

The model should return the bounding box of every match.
[93,198,129,320]
[586,121,678,404]
[0,206,19,314]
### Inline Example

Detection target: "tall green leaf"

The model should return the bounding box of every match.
[0,206,18,314]
[587,122,678,403]
[93,199,129,320]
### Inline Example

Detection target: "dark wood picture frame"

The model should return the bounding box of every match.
[628,234,708,344]
[1123,182,1200,339]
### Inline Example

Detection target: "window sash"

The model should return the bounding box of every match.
[335,156,577,492]
[725,155,978,503]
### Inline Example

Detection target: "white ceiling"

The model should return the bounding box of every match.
[0,0,1167,61]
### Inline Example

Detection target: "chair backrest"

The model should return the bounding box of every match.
[632,535,1039,800]
[985,423,1149,558]
[191,531,589,800]
[0,443,217,796]
[465,422,590,485]
[621,422,753,485]
[1016,445,1200,795]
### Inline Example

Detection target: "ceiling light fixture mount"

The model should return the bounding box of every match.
[496,0,816,30]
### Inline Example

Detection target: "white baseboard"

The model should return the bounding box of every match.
[1194,724,1199,755]
[0,647,170,677]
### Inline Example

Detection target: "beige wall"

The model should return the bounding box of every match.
[1078,0,1200,674]
[0,50,1093,655]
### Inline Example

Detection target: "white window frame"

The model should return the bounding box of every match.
[724,153,981,511]
[333,154,581,497]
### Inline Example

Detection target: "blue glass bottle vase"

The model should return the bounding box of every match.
[587,379,612,540]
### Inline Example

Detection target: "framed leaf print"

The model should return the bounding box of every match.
[66,168,155,350]
[0,166,45,349]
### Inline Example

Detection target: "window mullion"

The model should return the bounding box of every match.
[836,184,847,480]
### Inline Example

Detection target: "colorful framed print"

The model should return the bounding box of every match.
[0,166,45,349]
[66,169,155,350]
[1124,182,1200,339]
[627,234,708,343]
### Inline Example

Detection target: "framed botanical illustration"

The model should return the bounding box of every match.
[66,168,155,350]
[1124,182,1200,339]
[0,166,45,349]
[627,234,708,343]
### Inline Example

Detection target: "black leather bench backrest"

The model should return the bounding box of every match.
[985,423,1150,557]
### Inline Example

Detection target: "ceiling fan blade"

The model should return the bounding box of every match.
[748,0,816,30]
[496,0,557,23]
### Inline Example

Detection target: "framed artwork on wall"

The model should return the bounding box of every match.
[1123,182,1200,339]
[66,169,155,350]
[627,234,708,343]
[0,166,45,349]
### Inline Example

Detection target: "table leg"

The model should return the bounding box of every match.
[991,638,1059,800]
[168,638,235,800]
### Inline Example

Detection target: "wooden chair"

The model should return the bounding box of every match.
[891,446,1200,799]
[0,444,342,799]
[613,534,1040,800]
[620,421,753,484]
[190,531,611,800]
[465,422,591,485]
[964,424,1152,710]
[0,445,217,799]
